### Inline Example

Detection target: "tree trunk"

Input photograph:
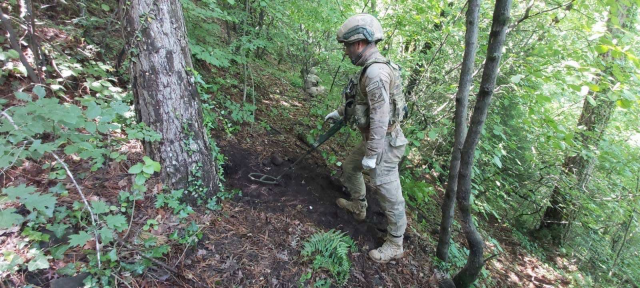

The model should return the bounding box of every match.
[404,40,432,97]
[538,3,629,242]
[453,0,512,287]
[436,0,480,263]
[124,0,219,202]
[0,7,40,83]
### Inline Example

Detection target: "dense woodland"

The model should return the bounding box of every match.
[1,0,639,287]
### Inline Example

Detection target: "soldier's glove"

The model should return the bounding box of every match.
[324,110,340,121]
[362,155,378,170]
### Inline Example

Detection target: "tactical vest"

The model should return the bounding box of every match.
[344,57,406,129]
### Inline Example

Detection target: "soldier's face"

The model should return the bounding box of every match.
[343,42,364,63]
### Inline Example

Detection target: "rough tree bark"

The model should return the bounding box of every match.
[124,0,219,201]
[436,0,480,263]
[453,0,512,286]
[538,3,629,242]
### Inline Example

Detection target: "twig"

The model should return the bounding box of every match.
[329,54,346,93]
[116,238,179,275]
[0,7,40,83]
[111,273,133,288]
[1,110,101,268]
[173,226,203,268]
[483,253,500,264]
[121,194,136,241]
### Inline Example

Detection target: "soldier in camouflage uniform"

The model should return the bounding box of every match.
[325,14,409,263]
[304,67,325,97]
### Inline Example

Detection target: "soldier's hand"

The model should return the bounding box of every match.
[324,110,340,121]
[362,155,377,170]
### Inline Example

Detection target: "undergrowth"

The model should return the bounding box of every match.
[299,229,357,287]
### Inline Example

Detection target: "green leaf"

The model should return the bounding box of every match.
[587,95,597,106]
[0,208,24,229]
[98,227,114,243]
[616,99,633,109]
[587,84,600,92]
[142,164,156,174]
[91,200,110,214]
[89,82,103,92]
[128,163,143,174]
[428,130,437,140]
[3,184,57,217]
[68,231,92,247]
[135,173,147,185]
[46,222,70,238]
[85,122,97,134]
[101,4,110,11]
[49,183,68,194]
[27,251,50,271]
[86,102,102,119]
[150,161,161,172]
[492,156,502,168]
[50,244,70,260]
[510,75,524,83]
[57,263,76,276]
[110,101,130,115]
[107,249,118,261]
[595,45,609,54]
[22,192,57,218]
[14,91,31,102]
[104,214,128,232]
[6,49,19,59]
[33,85,46,98]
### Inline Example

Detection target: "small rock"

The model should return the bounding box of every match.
[262,159,270,166]
[271,154,283,166]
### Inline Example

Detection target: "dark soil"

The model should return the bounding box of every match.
[179,137,435,287]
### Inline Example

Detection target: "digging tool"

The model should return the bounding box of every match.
[249,118,346,184]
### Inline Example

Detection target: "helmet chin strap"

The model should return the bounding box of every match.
[351,42,374,65]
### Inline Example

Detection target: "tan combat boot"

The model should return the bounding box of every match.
[369,236,403,263]
[336,198,367,221]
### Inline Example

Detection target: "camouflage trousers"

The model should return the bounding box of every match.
[341,128,407,237]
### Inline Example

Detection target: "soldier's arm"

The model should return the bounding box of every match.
[364,64,392,157]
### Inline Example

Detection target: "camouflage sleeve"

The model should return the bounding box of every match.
[363,63,392,157]
[337,103,346,117]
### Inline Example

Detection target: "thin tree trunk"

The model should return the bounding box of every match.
[538,4,629,242]
[124,0,219,201]
[0,7,40,83]
[610,207,635,276]
[453,0,512,286]
[436,0,480,263]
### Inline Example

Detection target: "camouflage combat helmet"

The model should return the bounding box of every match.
[336,14,384,44]
[309,67,318,74]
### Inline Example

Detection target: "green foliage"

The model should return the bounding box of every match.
[300,229,357,286]
[128,156,162,192]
